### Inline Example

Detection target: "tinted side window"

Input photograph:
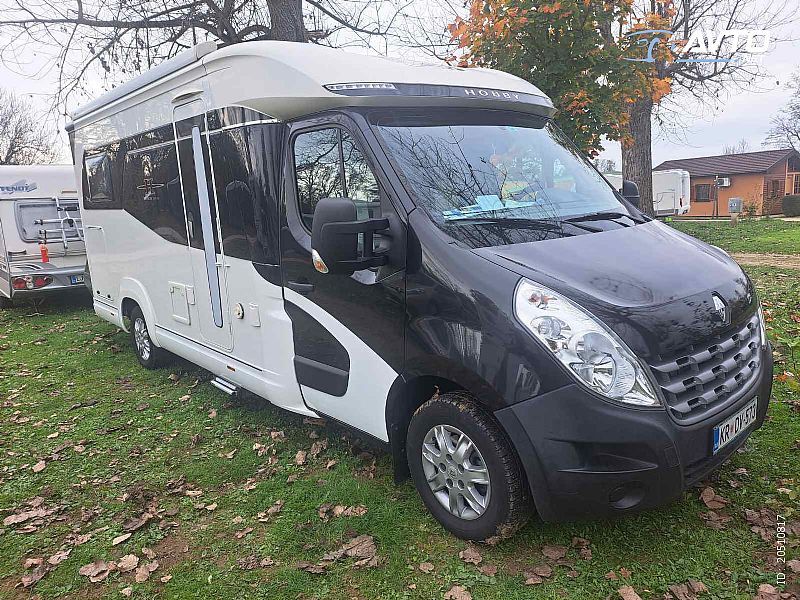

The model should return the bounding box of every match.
[122,144,187,245]
[294,128,344,229]
[84,153,118,209]
[341,133,381,221]
[209,127,279,264]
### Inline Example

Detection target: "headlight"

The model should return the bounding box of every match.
[757,302,767,347]
[514,279,660,407]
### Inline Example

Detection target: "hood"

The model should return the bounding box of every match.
[473,220,757,361]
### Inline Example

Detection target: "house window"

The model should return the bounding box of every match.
[694,183,711,201]
[794,174,800,195]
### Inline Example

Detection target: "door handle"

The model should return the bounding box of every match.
[86,225,102,230]
[286,281,314,295]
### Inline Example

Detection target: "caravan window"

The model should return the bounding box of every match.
[293,128,380,229]
[122,144,187,245]
[85,152,118,209]
[209,126,279,264]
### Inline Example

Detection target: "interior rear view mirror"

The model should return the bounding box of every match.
[621,180,641,209]
[311,197,390,275]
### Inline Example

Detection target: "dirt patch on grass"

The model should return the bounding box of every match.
[731,253,800,269]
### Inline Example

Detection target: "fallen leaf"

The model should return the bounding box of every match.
[79,559,115,583]
[47,549,71,566]
[688,579,708,594]
[444,584,472,600]
[205,503,218,511]
[605,571,618,580]
[541,545,568,561]
[618,585,643,600]
[295,450,307,465]
[753,583,780,600]
[419,562,435,573]
[160,575,172,583]
[32,460,46,473]
[117,554,139,573]
[459,546,482,565]
[619,567,632,578]
[296,560,326,574]
[120,586,133,597]
[787,558,800,573]
[134,563,151,583]
[24,557,44,569]
[234,527,254,539]
[20,565,48,588]
[479,564,497,576]
[208,408,217,418]
[142,547,156,559]
[112,533,132,546]
[532,564,553,578]
[524,574,543,585]
[699,487,727,510]
[321,533,378,568]
[122,513,151,532]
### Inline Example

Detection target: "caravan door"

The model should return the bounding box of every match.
[280,121,405,442]
[173,100,233,350]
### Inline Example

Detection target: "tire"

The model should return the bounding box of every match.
[406,391,532,541]
[129,306,167,369]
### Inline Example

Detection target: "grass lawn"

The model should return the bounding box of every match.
[0,267,798,600]
[669,218,800,255]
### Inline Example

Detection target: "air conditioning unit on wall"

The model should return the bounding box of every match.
[716,177,731,187]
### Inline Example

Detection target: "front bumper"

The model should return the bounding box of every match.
[495,344,773,522]
[8,264,88,298]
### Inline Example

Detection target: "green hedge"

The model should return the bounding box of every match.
[783,195,800,217]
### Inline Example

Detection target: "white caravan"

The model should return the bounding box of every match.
[69,41,771,540]
[0,165,86,306]
[605,169,691,216]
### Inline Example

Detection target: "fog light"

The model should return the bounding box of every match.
[608,482,645,510]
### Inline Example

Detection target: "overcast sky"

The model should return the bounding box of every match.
[0,2,797,166]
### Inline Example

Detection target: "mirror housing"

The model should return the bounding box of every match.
[621,180,641,209]
[311,197,389,275]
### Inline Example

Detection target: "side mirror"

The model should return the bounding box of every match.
[621,180,640,209]
[311,197,389,275]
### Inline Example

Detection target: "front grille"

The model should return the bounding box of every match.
[649,313,761,424]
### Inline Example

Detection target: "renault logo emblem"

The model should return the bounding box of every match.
[712,293,729,325]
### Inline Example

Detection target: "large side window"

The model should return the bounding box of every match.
[122,144,187,245]
[209,126,279,264]
[294,128,344,229]
[84,152,119,209]
[293,128,381,229]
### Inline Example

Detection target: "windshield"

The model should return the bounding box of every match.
[373,110,635,247]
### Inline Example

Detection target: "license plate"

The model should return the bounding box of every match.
[713,398,758,454]
[70,275,84,285]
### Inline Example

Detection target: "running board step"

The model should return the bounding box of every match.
[210,377,238,396]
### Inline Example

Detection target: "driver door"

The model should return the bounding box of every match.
[280,119,405,442]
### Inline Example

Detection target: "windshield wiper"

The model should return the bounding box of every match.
[563,211,649,226]
[447,217,602,233]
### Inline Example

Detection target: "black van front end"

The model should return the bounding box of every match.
[495,355,772,522]
[364,107,774,531]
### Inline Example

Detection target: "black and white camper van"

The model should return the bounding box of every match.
[68,41,773,541]
[0,165,86,306]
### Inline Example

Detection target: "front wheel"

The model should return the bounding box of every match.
[406,391,532,541]
[130,306,167,369]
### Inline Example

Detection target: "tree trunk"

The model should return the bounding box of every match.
[622,96,655,217]
[267,0,307,42]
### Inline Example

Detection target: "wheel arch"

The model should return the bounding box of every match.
[386,358,509,484]
[118,278,160,346]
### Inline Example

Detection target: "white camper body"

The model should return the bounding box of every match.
[604,170,691,216]
[68,41,554,439]
[0,165,86,303]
